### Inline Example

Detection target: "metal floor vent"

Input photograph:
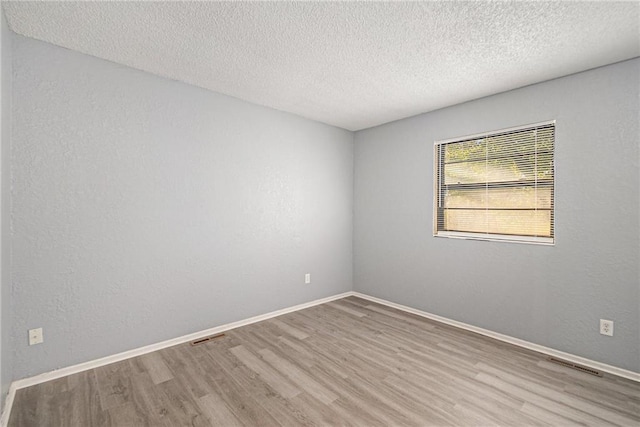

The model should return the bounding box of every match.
[547,357,602,377]
[190,333,226,346]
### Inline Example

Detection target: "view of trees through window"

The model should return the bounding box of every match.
[435,123,555,243]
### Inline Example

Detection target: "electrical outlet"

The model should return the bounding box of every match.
[29,328,44,345]
[305,273,311,284]
[600,319,613,336]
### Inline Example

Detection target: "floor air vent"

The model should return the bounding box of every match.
[547,357,602,377]
[190,333,226,346]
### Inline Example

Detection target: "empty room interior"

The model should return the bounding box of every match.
[0,1,639,426]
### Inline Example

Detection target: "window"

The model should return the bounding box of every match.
[434,121,555,244]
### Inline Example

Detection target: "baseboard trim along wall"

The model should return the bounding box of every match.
[0,384,15,427]
[351,292,640,383]
[0,291,352,426]
[2,291,639,425]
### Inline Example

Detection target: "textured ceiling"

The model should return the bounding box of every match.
[3,1,640,131]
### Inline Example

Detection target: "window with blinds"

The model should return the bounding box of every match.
[434,121,555,244]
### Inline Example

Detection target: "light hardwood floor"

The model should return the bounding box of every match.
[9,296,640,426]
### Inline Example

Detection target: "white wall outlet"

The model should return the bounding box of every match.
[600,319,614,336]
[305,273,311,284]
[29,327,44,345]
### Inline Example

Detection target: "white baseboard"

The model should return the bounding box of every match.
[352,292,640,383]
[0,291,353,426]
[0,383,16,427]
[2,290,638,426]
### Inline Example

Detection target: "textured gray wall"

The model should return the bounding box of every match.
[354,59,640,373]
[11,35,353,379]
[1,9,12,400]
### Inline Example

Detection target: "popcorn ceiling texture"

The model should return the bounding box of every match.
[3,1,639,131]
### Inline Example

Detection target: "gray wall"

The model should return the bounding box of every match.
[354,59,640,373]
[1,9,12,400]
[11,35,353,379]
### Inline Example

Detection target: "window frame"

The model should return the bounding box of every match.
[433,120,556,245]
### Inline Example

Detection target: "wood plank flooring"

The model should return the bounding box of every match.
[9,296,640,426]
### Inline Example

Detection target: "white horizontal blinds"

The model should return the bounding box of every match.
[435,123,554,242]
